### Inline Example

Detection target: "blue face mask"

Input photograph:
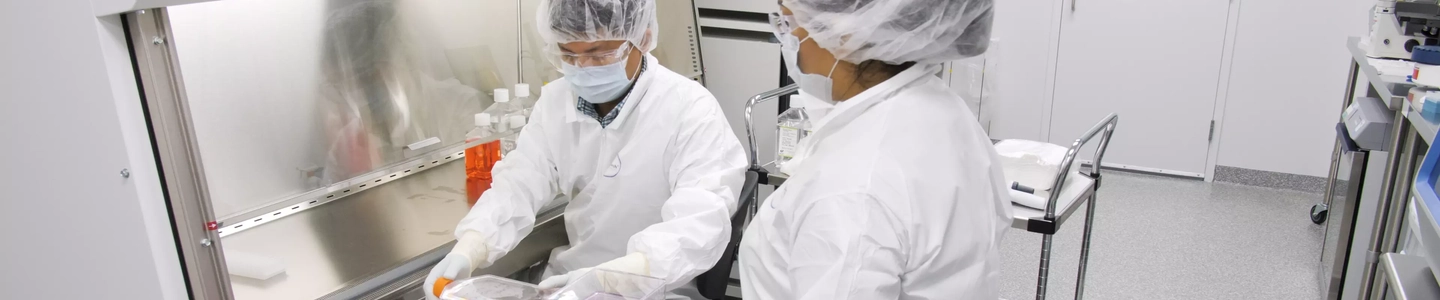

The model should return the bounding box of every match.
[778,32,839,104]
[562,58,634,104]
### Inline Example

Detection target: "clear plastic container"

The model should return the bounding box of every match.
[440,275,542,300]
[775,106,812,170]
[545,269,664,300]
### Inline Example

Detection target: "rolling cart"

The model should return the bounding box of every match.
[1005,113,1117,300]
[736,85,1119,300]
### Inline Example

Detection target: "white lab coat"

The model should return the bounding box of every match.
[453,54,747,299]
[739,64,1012,299]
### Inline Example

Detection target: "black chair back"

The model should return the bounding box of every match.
[695,170,761,299]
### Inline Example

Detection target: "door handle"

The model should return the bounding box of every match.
[1071,0,1077,12]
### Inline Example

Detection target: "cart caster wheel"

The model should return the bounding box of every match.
[1310,204,1328,224]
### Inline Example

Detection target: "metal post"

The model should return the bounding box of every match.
[1074,195,1097,300]
[1035,234,1055,300]
[1322,62,1361,210]
[126,8,234,299]
[1369,127,1423,300]
[1360,102,1412,297]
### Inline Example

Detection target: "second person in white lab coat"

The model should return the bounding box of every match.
[423,0,747,299]
[739,0,1011,299]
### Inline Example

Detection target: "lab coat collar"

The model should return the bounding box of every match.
[784,64,938,176]
[810,63,939,132]
[564,53,657,128]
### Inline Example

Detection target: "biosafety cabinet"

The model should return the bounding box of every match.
[125,0,704,299]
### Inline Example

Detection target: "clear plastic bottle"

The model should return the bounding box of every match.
[501,114,526,155]
[775,106,812,169]
[486,88,515,122]
[483,88,528,155]
[514,83,534,117]
[464,113,502,207]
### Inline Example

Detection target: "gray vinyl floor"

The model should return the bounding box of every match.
[999,171,1327,300]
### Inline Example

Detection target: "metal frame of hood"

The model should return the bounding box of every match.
[125,8,235,299]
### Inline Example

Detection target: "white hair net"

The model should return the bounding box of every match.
[536,0,659,53]
[783,0,994,64]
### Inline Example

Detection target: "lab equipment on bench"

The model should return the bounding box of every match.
[1344,97,1397,151]
[1412,46,1440,88]
[1368,1,1425,59]
[1366,0,1440,60]
[1413,88,1440,121]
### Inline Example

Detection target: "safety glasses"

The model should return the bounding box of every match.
[768,12,797,36]
[546,42,634,68]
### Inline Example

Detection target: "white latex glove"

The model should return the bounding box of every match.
[425,232,490,300]
[424,253,473,300]
[538,267,591,290]
[538,252,650,290]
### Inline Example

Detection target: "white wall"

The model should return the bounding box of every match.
[1214,0,1373,177]
[985,0,1373,178]
[0,1,184,299]
[987,0,1058,141]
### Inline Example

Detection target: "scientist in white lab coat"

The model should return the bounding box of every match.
[739,0,1012,299]
[422,0,747,299]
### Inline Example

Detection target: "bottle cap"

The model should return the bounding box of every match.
[508,115,527,128]
[475,113,492,126]
[1415,46,1440,66]
[494,88,511,103]
[514,84,531,97]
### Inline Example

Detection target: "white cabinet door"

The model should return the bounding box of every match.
[988,0,1060,141]
[1047,0,1231,176]
[699,35,782,165]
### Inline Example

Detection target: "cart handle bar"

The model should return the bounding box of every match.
[1044,113,1119,220]
[744,84,801,169]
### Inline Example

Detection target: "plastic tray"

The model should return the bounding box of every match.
[441,275,542,300]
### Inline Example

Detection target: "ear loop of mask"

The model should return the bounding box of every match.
[621,42,641,80]
[825,59,840,80]
[796,35,841,78]
[813,38,842,97]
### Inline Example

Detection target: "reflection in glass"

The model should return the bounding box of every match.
[169,0,518,218]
